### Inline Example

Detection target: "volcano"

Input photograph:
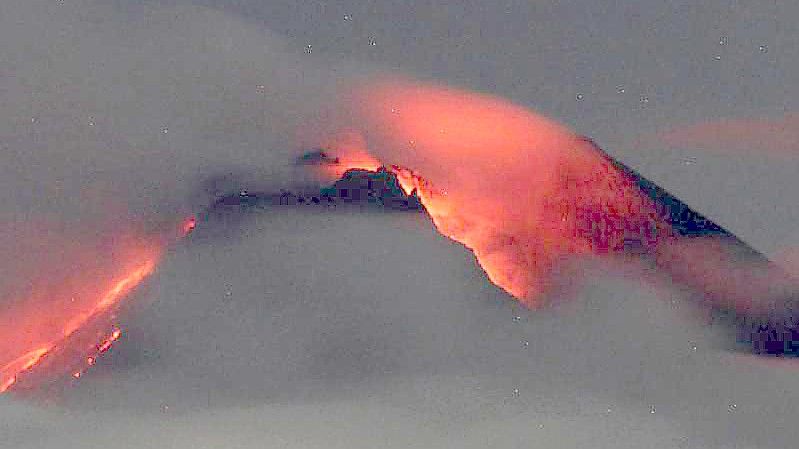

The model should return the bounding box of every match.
[279,144,799,358]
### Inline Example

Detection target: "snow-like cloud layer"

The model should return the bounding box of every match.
[3,1,799,448]
[0,0,370,389]
[4,206,799,448]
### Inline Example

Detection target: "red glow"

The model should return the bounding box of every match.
[0,347,51,393]
[319,130,383,180]
[326,78,799,316]
[182,216,197,236]
[331,79,670,306]
[62,262,157,338]
[0,233,162,394]
[98,329,122,353]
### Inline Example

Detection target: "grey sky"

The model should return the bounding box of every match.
[2,1,799,448]
[188,0,799,254]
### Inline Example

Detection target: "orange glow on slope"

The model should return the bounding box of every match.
[0,215,198,394]
[0,348,51,393]
[0,228,170,394]
[328,79,672,306]
[319,130,383,179]
[61,261,157,338]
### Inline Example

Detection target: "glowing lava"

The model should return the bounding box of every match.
[0,217,195,394]
[0,255,158,393]
[61,261,157,338]
[320,77,799,322]
[0,348,50,392]
[182,216,197,236]
[325,79,672,306]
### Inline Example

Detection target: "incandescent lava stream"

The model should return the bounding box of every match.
[0,219,195,395]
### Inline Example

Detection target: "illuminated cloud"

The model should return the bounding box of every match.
[0,1,356,394]
[328,78,670,306]
[654,114,799,158]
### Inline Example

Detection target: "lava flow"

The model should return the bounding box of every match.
[0,247,159,393]
[0,218,195,394]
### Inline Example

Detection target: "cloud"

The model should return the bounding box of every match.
[4,3,799,449]
[4,206,799,448]
[323,78,672,306]
[0,205,764,449]
[653,115,799,158]
[0,0,369,391]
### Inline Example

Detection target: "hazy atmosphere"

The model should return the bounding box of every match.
[2,0,799,448]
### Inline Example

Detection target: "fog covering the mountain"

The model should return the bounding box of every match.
[0,0,363,373]
[5,206,799,449]
[3,1,799,448]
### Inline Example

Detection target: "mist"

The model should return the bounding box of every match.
[6,204,799,449]
[0,1,368,223]
[4,1,799,448]
[0,0,370,389]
